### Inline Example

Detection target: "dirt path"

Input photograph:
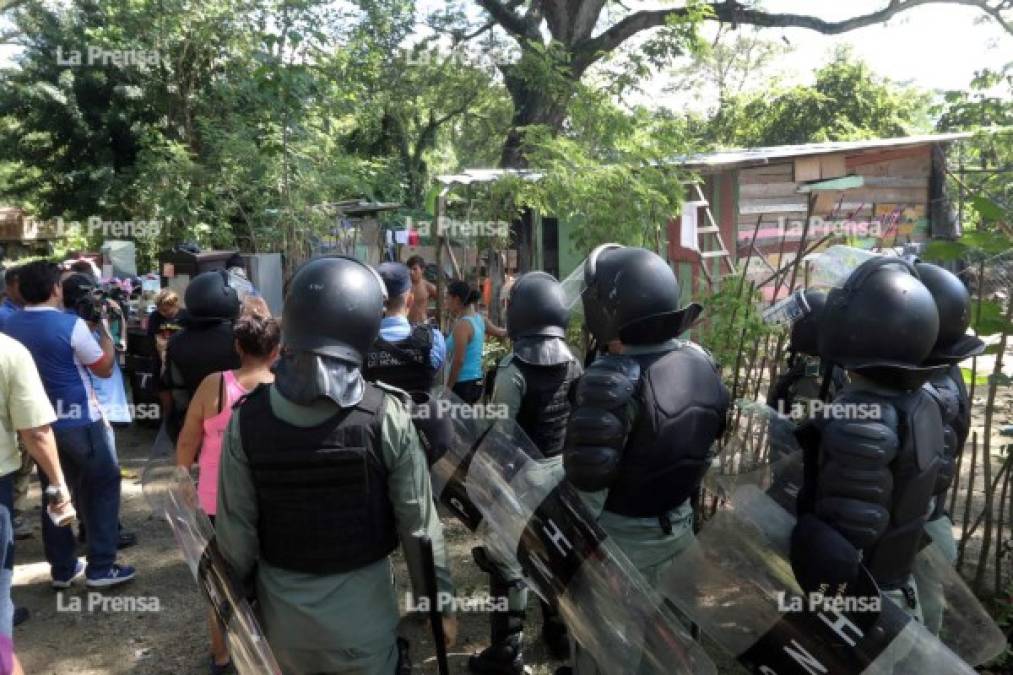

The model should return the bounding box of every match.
[11,422,578,674]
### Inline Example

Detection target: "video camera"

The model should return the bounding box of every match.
[63,274,124,324]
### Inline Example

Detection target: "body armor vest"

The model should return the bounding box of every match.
[810,387,943,590]
[164,322,240,438]
[513,358,581,458]
[238,384,398,574]
[363,325,434,394]
[604,344,729,518]
[924,365,970,519]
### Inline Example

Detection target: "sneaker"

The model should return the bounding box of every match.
[12,513,32,540]
[52,560,86,589]
[85,564,136,588]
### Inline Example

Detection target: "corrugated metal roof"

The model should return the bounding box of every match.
[436,132,982,185]
[671,132,974,170]
[436,168,542,187]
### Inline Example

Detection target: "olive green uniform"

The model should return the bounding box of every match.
[216,384,453,675]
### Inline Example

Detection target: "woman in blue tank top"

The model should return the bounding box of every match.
[445,280,504,403]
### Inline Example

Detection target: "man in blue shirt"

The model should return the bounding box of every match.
[366,262,446,380]
[363,262,447,463]
[0,267,22,332]
[4,261,135,589]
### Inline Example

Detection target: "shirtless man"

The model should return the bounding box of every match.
[407,255,437,325]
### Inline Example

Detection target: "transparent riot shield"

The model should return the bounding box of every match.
[461,413,716,675]
[705,409,1007,668]
[426,391,503,531]
[142,461,282,675]
[663,483,979,675]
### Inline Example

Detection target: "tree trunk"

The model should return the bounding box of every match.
[499,67,574,168]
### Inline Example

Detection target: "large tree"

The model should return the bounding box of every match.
[457,0,1012,166]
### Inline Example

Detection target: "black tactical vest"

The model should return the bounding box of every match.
[604,344,730,518]
[924,365,970,519]
[164,322,240,438]
[811,387,943,590]
[238,384,398,574]
[513,358,581,458]
[363,325,434,394]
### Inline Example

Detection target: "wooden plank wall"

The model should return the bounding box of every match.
[735,146,932,294]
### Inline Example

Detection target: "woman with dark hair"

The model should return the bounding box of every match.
[175,312,280,674]
[444,280,505,403]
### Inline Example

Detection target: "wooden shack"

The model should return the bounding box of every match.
[664,132,970,297]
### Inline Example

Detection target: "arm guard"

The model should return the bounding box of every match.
[563,354,640,492]
[814,398,899,552]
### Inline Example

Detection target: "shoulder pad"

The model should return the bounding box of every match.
[498,353,515,369]
[683,340,720,371]
[373,381,412,406]
[575,354,640,410]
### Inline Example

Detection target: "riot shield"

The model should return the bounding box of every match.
[426,391,503,531]
[663,483,979,674]
[705,407,1007,668]
[142,461,282,675]
[458,410,716,675]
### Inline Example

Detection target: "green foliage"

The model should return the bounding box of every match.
[707,48,932,147]
[513,93,698,253]
[693,280,774,371]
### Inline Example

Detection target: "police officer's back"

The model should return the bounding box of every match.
[792,257,945,622]
[162,271,241,440]
[469,272,582,674]
[215,257,455,674]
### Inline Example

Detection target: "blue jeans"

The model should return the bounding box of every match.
[40,421,121,580]
[0,503,12,639]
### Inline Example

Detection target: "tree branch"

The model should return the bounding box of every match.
[573,0,1012,73]
[475,0,539,40]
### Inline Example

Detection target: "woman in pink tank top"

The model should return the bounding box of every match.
[176,311,280,674]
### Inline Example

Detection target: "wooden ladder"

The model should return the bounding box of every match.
[688,182,736,285]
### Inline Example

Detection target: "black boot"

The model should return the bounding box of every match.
[540,599,570,660]
[468,565,524,675]
[468,628,523,675]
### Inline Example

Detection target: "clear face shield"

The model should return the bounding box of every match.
[761,246,916,327]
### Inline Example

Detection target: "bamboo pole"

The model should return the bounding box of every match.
[972,298,1013,593]
[958,433,979,572]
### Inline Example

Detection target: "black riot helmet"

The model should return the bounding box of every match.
[915,262,985,365]
[789,289,827,357]
[581,244,702,345]
[184,270,240,323]
[819,256,941,389]
[282,256,387,367]
[507,271,569,340]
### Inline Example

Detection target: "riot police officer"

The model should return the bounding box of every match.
[914,261,983,632]
[161,271,241,442]
[766,289,847,510]
[469,271,582,674]
[215,256,456,674]
[562,245,730,673]
[767,289,848,420]
[793,256,945,622]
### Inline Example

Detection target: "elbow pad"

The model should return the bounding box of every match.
[563,355,640,492]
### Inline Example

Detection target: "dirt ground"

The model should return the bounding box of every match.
[11,420,580,675]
